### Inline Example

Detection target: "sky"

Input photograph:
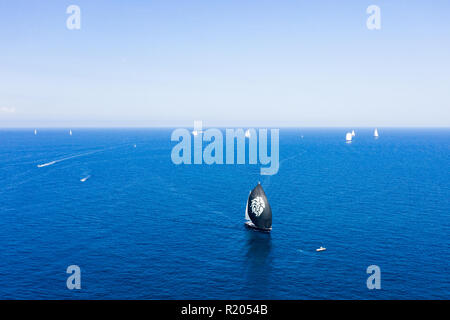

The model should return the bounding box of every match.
[0,0,449,127]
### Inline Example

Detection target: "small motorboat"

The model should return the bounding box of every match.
[316,246,326,252]
[80,175,90,182]
[37,161,56,168]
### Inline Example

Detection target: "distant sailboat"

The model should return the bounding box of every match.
[69,130,72,136]
[374,128,379,138]
[245,182,272,232]
[346,132,353,143]
[34,129,37,135]
[245,129,251,138]
[192,130,204,136]
[352,130,355,137]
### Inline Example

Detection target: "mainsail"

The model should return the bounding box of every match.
[245,183,272,230]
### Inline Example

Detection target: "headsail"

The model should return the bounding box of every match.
[245,196,250,221]
[246,183,272,230]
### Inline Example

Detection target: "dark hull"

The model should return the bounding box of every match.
[245,221,272,232]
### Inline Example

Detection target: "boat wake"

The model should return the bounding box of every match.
[37,161,56,168]
[36,146,118,168]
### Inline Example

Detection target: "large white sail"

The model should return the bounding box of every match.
[374,128,379,137]
[352,130,355,137]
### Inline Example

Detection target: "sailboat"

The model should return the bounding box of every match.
[352,130,355,137]
[34,129,37,135]
[245,182,272,232]
[245,129,251,138]
[192,130,204,136]
[374,128,379,138]
[345,132,352,143]
[69,130,72,136]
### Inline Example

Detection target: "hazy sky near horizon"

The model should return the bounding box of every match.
[1,0,449,127]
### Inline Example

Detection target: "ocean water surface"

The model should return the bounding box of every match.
[0,128,449,299]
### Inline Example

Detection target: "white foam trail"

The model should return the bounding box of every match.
[37,161,56,168]
[36,147,112,168]
[36,142,135,169]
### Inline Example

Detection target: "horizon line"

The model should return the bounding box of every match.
[1,125,449,129]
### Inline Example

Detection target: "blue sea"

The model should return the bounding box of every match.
[0,128,449,299]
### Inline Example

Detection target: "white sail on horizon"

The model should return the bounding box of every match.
[346,132,352,142]
[374,128,379,137]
